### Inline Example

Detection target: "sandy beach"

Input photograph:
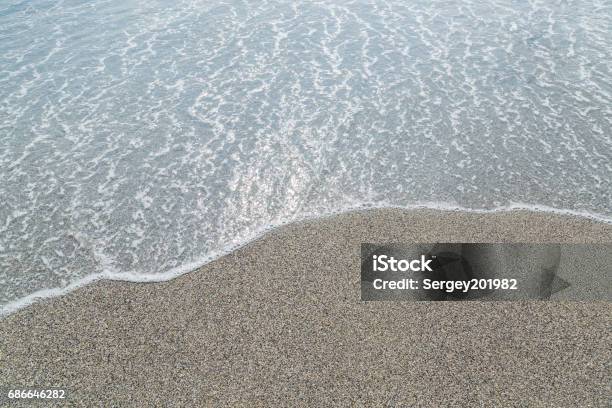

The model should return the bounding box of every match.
[1,208,611,406]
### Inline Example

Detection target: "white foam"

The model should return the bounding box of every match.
[1,0,611,317]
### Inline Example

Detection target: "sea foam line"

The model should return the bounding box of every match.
[1,201,611,318]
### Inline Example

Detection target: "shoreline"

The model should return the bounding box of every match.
[2,205,612,318]
[1,208,611,405]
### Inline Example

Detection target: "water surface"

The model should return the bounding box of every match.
[1,0,611,313]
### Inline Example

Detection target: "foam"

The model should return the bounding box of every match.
[1,0,611,316]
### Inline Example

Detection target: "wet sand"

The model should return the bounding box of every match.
[1,209,611,406]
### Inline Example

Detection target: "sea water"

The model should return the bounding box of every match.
[1,0,611,314]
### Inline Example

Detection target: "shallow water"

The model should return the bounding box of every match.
[1,0,611,313]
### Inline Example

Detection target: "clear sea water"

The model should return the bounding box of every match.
[1,0,611,314]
